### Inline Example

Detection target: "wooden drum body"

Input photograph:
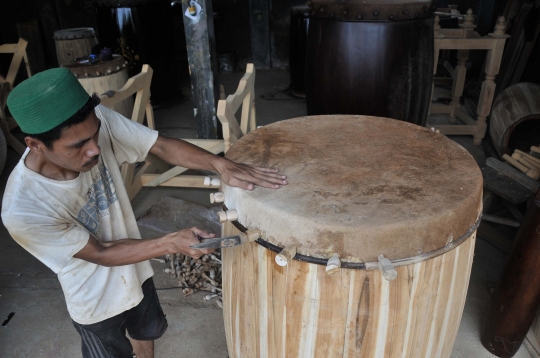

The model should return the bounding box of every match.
[63,55,134,119]
[489,82,540,157]
[305,1,434,126]
[54,28,98,66]
[220,116,482,358]
[222,226,476,358]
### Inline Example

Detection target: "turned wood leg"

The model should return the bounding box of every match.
[450,49,469,124]
[474,43,504,145]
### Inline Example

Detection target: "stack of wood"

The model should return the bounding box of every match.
[163,251,223,307]
[503,147,540,180]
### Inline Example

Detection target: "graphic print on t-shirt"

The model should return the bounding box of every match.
[76,162,118,236]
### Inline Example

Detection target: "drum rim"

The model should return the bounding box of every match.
[62,55,127,78]
[222,202,481,270]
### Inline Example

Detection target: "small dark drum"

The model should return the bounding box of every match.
[305,0,434,126]
[289,5,310,97]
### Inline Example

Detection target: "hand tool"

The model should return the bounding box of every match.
[191,230,261,249]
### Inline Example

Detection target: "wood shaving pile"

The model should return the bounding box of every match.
[163,250,223,307]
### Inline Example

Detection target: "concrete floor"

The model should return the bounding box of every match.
[0,69,533,357]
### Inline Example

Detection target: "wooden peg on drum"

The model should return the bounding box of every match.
[378,254,398,281]
[326,254,341,276]
[204,176,221,186]
[210,192,225,203]
[275,245,297,266]
[503,154,540,179]
[216,209,239,223]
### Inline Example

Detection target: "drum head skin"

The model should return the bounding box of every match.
[222,116,482,263]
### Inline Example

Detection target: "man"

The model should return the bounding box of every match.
[2,68,287,358]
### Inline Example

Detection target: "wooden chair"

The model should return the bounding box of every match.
[138,64,257,191]
[99,64,160,200]
[217,63,256,152]
[100,63,257,200]
[0,38,32,154]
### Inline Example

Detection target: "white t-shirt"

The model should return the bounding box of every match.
[2,105,158,325]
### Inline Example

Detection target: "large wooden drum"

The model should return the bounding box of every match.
[54,28,98,66]
[220,115,482,358]
[305,0,434,126]
[489,82,540,157]
[63,55,134,119]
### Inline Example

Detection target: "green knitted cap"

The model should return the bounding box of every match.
[7,67,90,135]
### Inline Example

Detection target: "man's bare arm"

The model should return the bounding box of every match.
[73,227,215,267]
[149,135,288,190]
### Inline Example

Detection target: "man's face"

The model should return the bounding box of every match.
[43,111,102,173]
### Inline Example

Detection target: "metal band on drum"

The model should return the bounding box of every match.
[220,203,481,270]
[307,1,434,21]
[62,55,127,78]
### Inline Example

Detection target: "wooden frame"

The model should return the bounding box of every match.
[99,64,157,200]
[0,38,32,154]
[217,63,256,152]
[429,10,509,145]
[100,64,257,200]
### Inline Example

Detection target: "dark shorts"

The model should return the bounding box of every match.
[72,277,168,358]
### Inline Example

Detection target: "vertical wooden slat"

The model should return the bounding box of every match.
[400,263,424,358]
[440,235,476,355]
[409,255,443,357]
[425,247,457,357]
[313,267,350,356]
[384,265,414,356]
[342,270,370,357]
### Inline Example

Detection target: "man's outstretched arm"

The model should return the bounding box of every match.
[74,227,215,267]
[149,135,288,190]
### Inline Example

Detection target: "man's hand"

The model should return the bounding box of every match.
[74,227,217,266]
[149,136,287,191]
[163,227,216,259]
[216,159,288,191]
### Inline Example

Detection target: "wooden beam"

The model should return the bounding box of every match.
[482,214,520,227]
[429,103,452,114]
[439,38,498,50]
[141,174,220,188]
[182,0,220,139]
[443,61,455,78]
[486,157,540,193]
[431,124,477,135]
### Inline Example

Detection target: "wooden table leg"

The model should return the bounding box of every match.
[474,18,508,145]
[449,49,470,123]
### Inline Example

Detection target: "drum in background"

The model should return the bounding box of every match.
[305,0,434,126]
[220,115,482,358]
[288,5,309,97]
[54,28,98,66]
[95,0,182,106]
[489,82,540,157]
[63,55,134,119]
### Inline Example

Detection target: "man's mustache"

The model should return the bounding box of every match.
[83,155,100,167]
